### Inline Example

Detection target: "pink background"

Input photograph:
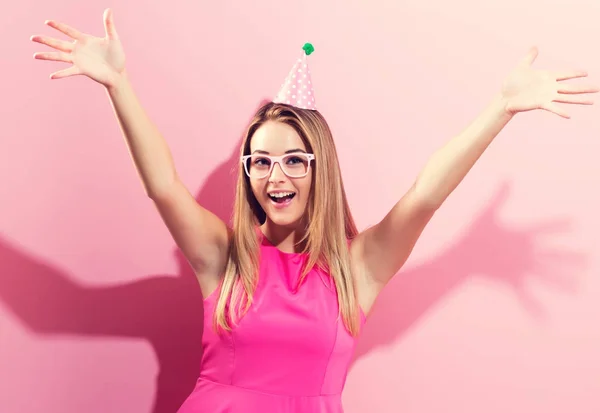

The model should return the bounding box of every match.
[2,1,599,412]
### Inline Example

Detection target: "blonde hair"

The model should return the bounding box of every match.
[213,102,361,336]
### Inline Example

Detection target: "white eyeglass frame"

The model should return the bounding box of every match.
[241,153,315,179]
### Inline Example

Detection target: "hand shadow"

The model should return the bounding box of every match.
[0,116,584,412]
[352,182,584,364]
[0,99,267,413]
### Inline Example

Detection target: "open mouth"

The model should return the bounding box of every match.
[268,191,296,204]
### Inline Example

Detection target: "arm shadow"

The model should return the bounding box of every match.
[0,99,268,413]
[1,111,582,412]
[352,182,584,365]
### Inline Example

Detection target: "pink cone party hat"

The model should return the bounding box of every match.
[273,43,317,110]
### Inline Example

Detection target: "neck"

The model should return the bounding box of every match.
[260,220,307,253]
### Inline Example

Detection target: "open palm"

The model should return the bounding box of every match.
[31,9,125,87]
[501,47,598,119]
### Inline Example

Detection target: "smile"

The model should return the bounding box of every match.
[268,191,296,207]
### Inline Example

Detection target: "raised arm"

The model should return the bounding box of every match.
[31,9,229,295]
[353,48,598,311]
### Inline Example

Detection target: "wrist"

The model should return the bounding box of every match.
[491,93,516,120]
[105,70,128,94]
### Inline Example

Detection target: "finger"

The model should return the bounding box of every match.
[553,94,595,105]
[103,8,119,40]
[532,260,582,293]
[534,271,579,294]
[519,46,539,67]
[557,83,600,94]
[30,35,73,53]
[33,51,73,64]
[45,20,82,40]
[553,70,588,81]
[521,218,572,235]
[541,102,570,119]
[50,66,81,80]
[534,249,587,267]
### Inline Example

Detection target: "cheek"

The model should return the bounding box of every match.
[297,176,313,200]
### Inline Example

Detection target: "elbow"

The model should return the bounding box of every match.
[145,174,179,201]
[145,183,163,201]
[410,181,445,213]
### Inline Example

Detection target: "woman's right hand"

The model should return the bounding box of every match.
[31,8,125,88]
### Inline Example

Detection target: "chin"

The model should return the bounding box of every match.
[260,203,304,228]
[264,211,303,228]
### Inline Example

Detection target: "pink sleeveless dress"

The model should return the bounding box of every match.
[176,235,365,413]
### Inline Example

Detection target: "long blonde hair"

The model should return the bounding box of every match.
[213,102,361,336]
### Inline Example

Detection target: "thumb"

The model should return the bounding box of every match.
[484,180,511,221]
[103,8,119,40]
[518,46,538,67]
[491,181,511,209]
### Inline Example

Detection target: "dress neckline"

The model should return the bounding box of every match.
[259,231,307,257]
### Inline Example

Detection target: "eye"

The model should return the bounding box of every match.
[253,156,271,166]
[286,156,304,164]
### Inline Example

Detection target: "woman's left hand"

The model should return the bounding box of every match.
[501,47,599,119]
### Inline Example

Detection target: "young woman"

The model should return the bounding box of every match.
[31,8,597,413]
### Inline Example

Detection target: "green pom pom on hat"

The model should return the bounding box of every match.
[302,43,314,56]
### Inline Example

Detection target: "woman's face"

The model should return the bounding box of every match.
[247,121,313,229]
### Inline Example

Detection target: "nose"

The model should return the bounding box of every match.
[268,161,286,182]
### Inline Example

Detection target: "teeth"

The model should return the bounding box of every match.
[269,192,294,198]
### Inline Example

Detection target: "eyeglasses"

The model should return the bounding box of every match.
[241,153,315,179]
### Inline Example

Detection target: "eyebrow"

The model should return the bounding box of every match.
[251,148,307,154]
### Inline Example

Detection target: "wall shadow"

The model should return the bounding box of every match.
[352,182,583,364]
[0,120,584,412]
[0,99,267,413]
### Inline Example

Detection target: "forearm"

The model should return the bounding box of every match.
[414,94,513,208]
[106,72,178,199]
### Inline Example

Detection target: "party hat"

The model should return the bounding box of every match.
[273,43,317,110]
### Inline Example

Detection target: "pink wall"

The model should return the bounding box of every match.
[2,1,599,412]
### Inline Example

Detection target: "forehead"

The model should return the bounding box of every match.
[250,121,306,154]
